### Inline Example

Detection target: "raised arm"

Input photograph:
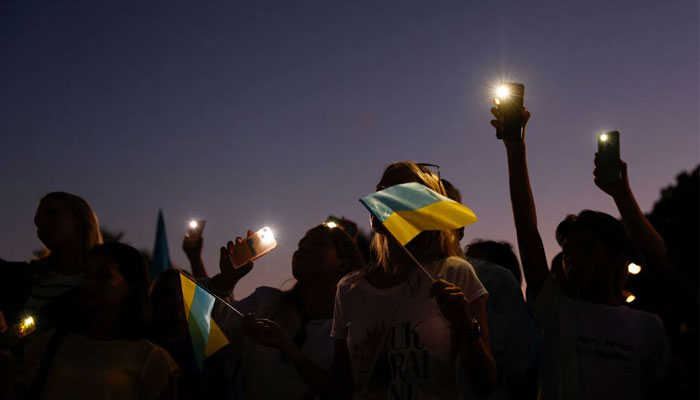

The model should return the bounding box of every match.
[593,157,675,281]
[210,232,255,297]
[491,107,549,301]
[183,233,207,278]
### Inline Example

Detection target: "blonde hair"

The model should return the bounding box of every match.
[371,161,463,270]
[40,192,103,256]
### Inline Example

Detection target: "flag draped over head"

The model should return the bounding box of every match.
[179,272,229,369]
[151,210,171,280]
[360,182,478,246]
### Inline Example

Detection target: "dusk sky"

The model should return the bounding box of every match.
[2,0,698,298]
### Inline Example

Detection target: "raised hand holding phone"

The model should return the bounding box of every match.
[215,227,277,294]
[492,82,527,141]
[596,131,621,184]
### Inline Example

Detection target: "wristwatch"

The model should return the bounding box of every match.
[455,318,482,341]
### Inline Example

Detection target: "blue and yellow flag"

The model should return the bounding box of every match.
[360,182,478,245]
[179,273,229,368]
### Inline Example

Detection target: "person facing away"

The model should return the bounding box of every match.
[491,102,671,399]
[207,223,366,399]
[0,192,102,329]
[442,178,537,400]
[21,242,179,400]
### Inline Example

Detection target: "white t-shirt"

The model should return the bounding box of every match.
[332,257,488,400]
[24,331,179,400]
[533,276,671,400]
[215,287,336,399]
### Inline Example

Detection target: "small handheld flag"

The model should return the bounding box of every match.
[179,272,231,369]
[360,182,478,246]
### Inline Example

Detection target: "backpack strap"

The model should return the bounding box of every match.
[29,329,68,399]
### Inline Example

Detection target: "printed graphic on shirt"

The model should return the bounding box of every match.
[352,320,449,400]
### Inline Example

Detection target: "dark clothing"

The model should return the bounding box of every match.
[0,259,37,325]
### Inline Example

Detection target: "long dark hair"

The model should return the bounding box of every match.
[87,242,150,340]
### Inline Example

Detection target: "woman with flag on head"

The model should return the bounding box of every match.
[246,162,497,399]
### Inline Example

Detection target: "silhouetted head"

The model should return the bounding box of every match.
[150,269,186,340]
[34,192,102,255]
[371,162,462,267]
[441,179,465,241]
[555,210,633,296]
[292,224,365,283]
[466,240,522,284]
[81,242,150,339]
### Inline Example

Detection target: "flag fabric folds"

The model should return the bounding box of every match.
[360,182,478,245]
[179,272,229,369]
[151,209,172,280]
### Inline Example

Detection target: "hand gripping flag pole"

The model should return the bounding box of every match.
[359,182,478,282]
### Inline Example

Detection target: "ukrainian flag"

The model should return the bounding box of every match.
[179,272,229,368]
[360,182,477,245]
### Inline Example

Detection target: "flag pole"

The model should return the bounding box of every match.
[179,270,245,317]
[377,221,437,283]
[398,244,436,283]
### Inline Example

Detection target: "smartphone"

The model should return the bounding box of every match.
[231,227,277,268]
[495,82,525,140]
[187,220,206,240]
[597,131,621,183]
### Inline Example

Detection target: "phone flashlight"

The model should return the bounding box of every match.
[495,85,511,100]
[627,263,642,275]
[16,315,36,338]
[189,220,199,229]
[325,221,339,229]
[599,133,609,142]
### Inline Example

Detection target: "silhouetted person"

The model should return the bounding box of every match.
[211,223,365,399]
[22,242,178,399]
[465,240,522,285]
[443,178,537,400]
[491,104,671,398]
[0,192,102,329]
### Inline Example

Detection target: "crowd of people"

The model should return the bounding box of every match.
[0,106,695,399]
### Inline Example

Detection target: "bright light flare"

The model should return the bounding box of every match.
[625,294,636,303]
[325,221,339,229]
[259,227,276,245]
[627,263,642,275]
[189,220,199,229]
[495,85,510,100]
[19,316,35,335]
[599,133,609,142]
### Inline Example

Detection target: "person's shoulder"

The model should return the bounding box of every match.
[248,286,284,304]
[620,307,666,328]
[337,270,365,291]
[434,256,478,279]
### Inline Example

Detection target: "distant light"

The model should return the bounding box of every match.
[599,133,608,142]
[325,221,338,229]
[628,263,642,275]
[625,294,636,303]
[496,85,510,99]
[189,220,198,229]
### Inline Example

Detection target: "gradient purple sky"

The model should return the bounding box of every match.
[2,0,698,298]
